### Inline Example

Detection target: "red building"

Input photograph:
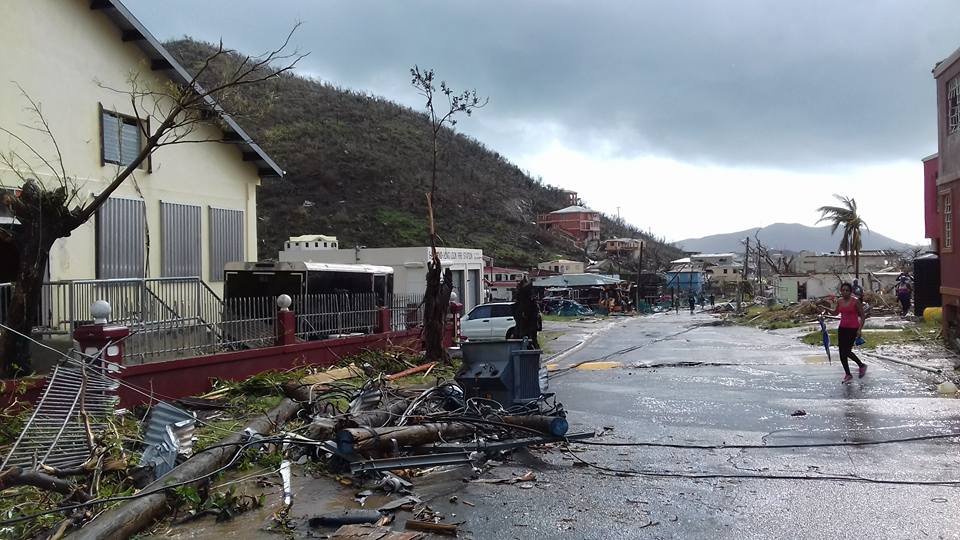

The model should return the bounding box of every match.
[536,205,601,247]
[933,48,960,339]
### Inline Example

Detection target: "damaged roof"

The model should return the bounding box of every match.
[91,0,284,178]
[532,274,624,288]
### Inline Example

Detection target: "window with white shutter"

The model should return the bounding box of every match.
[100,108,146,168]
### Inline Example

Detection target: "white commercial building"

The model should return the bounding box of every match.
[280,243,486,310]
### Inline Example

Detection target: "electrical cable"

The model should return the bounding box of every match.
[571,432,960,450]
[562,448,960,487]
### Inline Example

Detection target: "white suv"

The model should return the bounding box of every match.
[461,302,517,341]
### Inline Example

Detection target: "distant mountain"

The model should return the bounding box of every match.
[676,223,915,254]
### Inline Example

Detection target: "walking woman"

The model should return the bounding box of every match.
[825,282,867,383]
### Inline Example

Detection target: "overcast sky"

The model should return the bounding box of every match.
[126,0,959,245]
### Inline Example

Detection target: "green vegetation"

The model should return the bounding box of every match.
[166,39,682,268]
[800,322,942,350]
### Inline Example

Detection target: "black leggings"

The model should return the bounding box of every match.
[837,326,863,375]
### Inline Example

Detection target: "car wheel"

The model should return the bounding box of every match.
[506,328,515,339]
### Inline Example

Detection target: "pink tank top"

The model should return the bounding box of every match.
[838,299,860,329]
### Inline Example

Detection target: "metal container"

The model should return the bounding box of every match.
[456,340,543,406]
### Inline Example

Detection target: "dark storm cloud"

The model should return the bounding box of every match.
[125,0,959,168]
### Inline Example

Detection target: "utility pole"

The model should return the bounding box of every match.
[636,242,644,311]
[738,236,750,311]
[756,242,762,298]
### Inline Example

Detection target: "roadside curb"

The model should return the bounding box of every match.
[861,351,945,377]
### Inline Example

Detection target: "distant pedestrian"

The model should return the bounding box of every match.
[895,279,913,317]
[824,282,866,384]
[851,279,864,301]
[698,294,705,308]
[709,294,715,307]
[688,295,696,314]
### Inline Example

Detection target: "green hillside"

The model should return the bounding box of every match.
[166,39,681,268]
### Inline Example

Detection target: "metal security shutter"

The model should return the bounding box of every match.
[96,198,145,279]
[161,202,201,277]
[120,121,140,165]
[101,112,121,164]
[209,208,244,282]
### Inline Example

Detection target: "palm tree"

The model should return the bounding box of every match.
[816,195,868,280]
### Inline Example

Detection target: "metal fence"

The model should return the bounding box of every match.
[1,279,426,365]
[389,293,424,331]
[295,293,379,340]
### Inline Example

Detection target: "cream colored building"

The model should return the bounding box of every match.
[538,259,585,274]
[280,244,487,311]
[0,0,282,296]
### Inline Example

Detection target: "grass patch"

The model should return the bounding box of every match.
[800,322,941,350]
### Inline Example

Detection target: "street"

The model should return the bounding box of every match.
[419,312,960,539]
[154,312,960,540]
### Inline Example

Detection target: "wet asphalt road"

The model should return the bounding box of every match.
[428,312,960,539]
[157,312,960,540]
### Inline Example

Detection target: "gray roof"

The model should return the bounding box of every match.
[550,205,594,214]
[532,273,623,288]
[92,0,283,178]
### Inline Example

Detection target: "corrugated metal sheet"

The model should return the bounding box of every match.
[161,201,201,277]
[97,198,145,279]
[209,207,244,282]
[142,402,195,456]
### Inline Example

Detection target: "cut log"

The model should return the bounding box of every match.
[384,363,436,381]
[404,520,458,536]
[336,423,477,455]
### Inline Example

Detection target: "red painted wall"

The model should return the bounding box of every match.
[940,181,960,292]
[924,155,940,241]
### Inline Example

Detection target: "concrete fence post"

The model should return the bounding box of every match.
[377,307,392,334]
[73,300,128,368]
[275,294,297,346]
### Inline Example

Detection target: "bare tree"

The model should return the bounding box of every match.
[410,66,485,363]
[0,31,305,377]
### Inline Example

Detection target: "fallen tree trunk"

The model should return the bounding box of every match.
[0,467,91,502]
[69,398,303,540]
[339,399,411,430]
[336,422,478,455]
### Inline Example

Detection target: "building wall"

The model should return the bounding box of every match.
[939,181,960,313]
[925,155,941,242]
[935,49,960,335]
[280,246,486,310]
[664,272,703,294]
[708,265,743,284]
[537,211,601,243]
[537,260,585,274]
[0,1,262,296]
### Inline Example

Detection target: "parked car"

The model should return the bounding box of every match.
[460,302,541,341]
